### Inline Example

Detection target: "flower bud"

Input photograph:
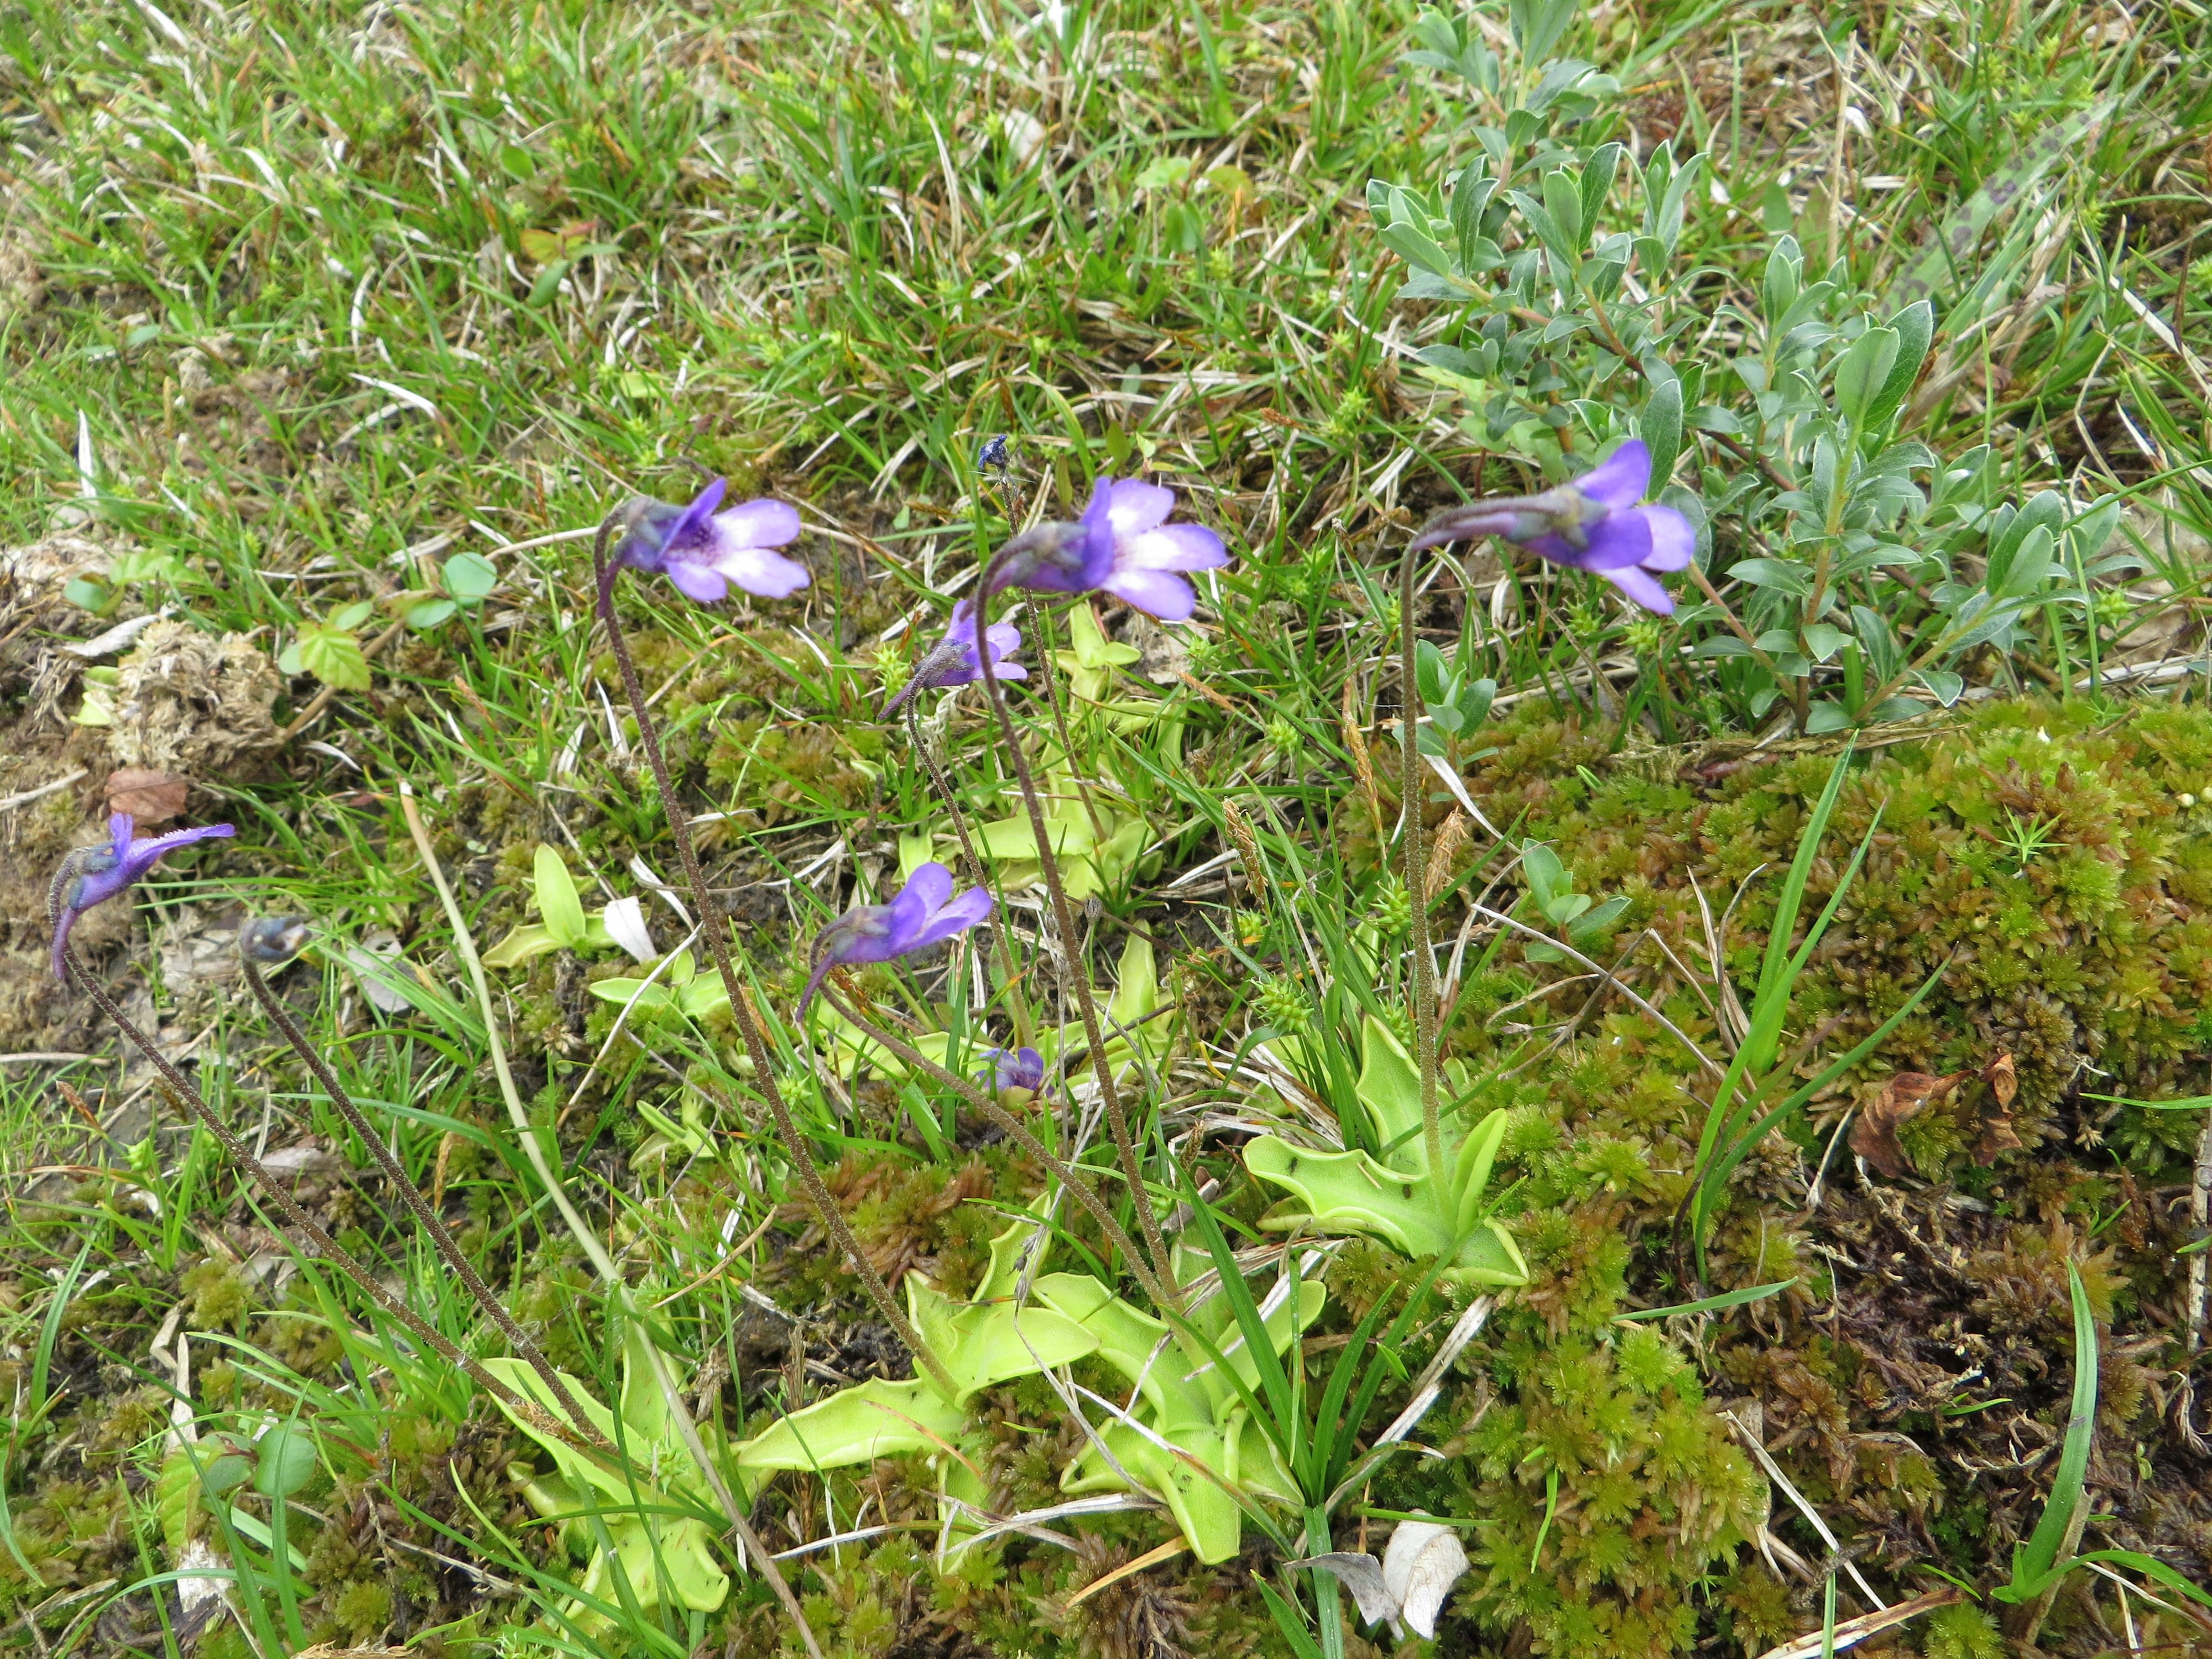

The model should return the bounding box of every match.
[239,916,311,967]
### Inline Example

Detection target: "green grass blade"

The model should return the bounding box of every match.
[2002,1261,2098,1599]
[1615,1280,1799,1321]
[1694,956,1948,1271]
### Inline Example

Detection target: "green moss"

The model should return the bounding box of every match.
[181,1259,257,1334]
[329,1579,393,1645]
[1467,700,2212,1186]
[1921,1600,2003,1659]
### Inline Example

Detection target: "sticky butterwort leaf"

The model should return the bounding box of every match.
[533,845,586,948]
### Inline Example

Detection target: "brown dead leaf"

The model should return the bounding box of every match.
[1983,1051,2017,1106]
[1426,809,1469,901]
[1850,1072,1961,1180]
[1973,1052,2022,1165]
[105,767,189,825]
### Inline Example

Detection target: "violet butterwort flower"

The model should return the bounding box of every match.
[610,477,808,603]
[1408,440,1693,615]
[988,474,1228,622]
[982,1046,1045,1093]
[801,862,994,1012]
[883,600,1026,714]
[50,813,236,980]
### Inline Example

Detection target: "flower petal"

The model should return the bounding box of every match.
[659,478,728,554]
[1103,477,1176,540]
[1519,531,1593,570]
[1569,440,1651,511]
[1100,568,1198,621]
[1118,524,1227,572]
[889,863,954,943]
[705,542,811,599]
[711,498,802,550]
[1571,508,1657,572]
[121,822,236,886]
[602,896,656,963]
[662,560,729,603]
[1380,1521,1470,1641]
[1639,505,1696,571]
[908,884,994,950]
[1603,564,1676,615]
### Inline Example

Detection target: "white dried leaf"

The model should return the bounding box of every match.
[1004,109,1048,168]
[1288,1552,1397,1628]
[602,895,656,962]
[176,1537,227,1616]
[1381,1519,1470,1639]
[341,940,414,1013]
[63,609,167,659]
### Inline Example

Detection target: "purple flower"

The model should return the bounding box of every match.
[883,599,1026,715]
[611,478,808,603]
[50,813,236,980]
[801,862,994,1012]
[982,1046,1044,1094]
[1408,440,1694,615]
[988,475,1228,622]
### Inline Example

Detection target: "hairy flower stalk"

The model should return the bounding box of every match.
[1400,544,1446,1187]
[900,695,1032,1047]
[591,504,957,1399]
[970,585,1175,1298]
[963,477,1229,1298]
[818,985,1172,1311]
[55,933,611,1460]
[237,919,599,1435]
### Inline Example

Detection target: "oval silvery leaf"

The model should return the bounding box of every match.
[1381,1517,1472,1639]
[601,896,655,963]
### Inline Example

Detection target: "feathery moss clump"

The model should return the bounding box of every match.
[1459,698,2212,1185]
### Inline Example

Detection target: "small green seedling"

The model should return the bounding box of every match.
[278,600,377,691]
[1414,639,1498,760]
[401,549,498,630]
[484,845,643,969]
[63,547,182,617]
[1518,840,1627,962]
[1243,1014,1529,1285]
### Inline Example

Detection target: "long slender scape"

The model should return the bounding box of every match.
[904,694,1031,1048]
[1400,542,1446,1185]
[239,953,600,1434]
[1032,607,1109,844]
[399,784,623,1285]
[590,517,957,1399]
[820,986,1172,1310]
[61,942,609,1460]
[398,780,823,1658]
[971,568,1175,1297]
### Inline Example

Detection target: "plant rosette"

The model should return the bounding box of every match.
[1243,1014,1530,1285]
